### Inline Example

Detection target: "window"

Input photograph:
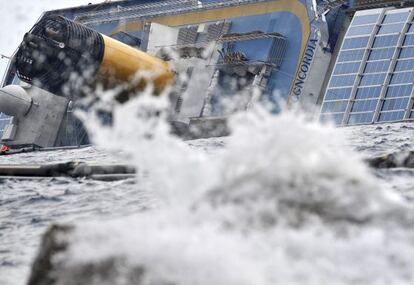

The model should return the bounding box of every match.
[389,71,414,84]
[355,86,382,99]
[382,12,409,24]
[321,100,348,113]
[377,22,405,35]
[403,34,414,46]
[364,60,391,73]
[408,23,414,33]
[351,99,378,112]
[333,62,361,75]
[378,110,405,121]
[399,47,414,59]
[360,73,387,86]
[346,25,375,37]
[320,113,344,125]
[329,74,357,87]
[385,84,413,98]
[325,88,353,100]
[369,48,395,60]
[348,112,374,124]
[394,59,414,71]
[338,49,365,62]
[381,97,409,111]
[342,37,370,50]
[352,14,380,26]
[373,35,399,48]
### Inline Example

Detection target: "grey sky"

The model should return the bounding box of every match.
[0,0,102,82]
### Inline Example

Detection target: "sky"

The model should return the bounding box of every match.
[0,0,103,82]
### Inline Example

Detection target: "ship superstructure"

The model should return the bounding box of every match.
[0,0,413,149]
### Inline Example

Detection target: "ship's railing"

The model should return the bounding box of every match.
[317,0,348,15]
[351,0,414,10]
[75,0,275,25]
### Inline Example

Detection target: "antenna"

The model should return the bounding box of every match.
[0,54,10,60]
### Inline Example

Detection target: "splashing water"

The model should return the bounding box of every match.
[63,88,414,285]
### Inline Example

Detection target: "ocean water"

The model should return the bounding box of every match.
[1,94,414,285]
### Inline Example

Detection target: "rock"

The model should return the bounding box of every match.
[367,151,414,169]
[27,225,73,285]
[27,224,146,285]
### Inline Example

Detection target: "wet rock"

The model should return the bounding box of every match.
[367,151,414,169]
[27,224,146,285]
[27,224,73,285]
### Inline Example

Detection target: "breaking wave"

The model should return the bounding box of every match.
[64,91,414,285]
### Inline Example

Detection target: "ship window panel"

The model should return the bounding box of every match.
[377,23,405,35]
[329,74,357,88]
[368,48,395,60]
[0,120,7,131]
[352,14,380,26]
[411,111,414,118]
[379,111,405,122]
[351,99,378,112]
[321,101,348,113]
[382,12,410,24]
[325,88,353,100]
[408,24,414,34]
[372,35,399,48]
[359,73,387,86]
[342,37,370,50]
[333,62,361,75]
[355,86,382,99]
[381,97,409,111]
[394,59,414,71]
[385,84,413,98]
[320,113,344,125]
[403,34,414,46]
[346,25,375,37]
[364,60,391,73]
[348,112,374,124]
[398,47,414,59]
[390,71,414,85]
[338,49,365,62]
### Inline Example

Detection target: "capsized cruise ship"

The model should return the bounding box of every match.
[0,0,413,150]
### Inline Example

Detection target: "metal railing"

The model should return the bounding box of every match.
[75,0,275,25]
[352,0,414,10]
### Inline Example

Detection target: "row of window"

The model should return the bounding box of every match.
[351,12,409,27]
[337,58,414,76]
[337,46,404,63]
[325,84,413,102]
[322,10,414,125]
[322,97,412,115]
[331,69,414,88]
[346,21,407,38]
